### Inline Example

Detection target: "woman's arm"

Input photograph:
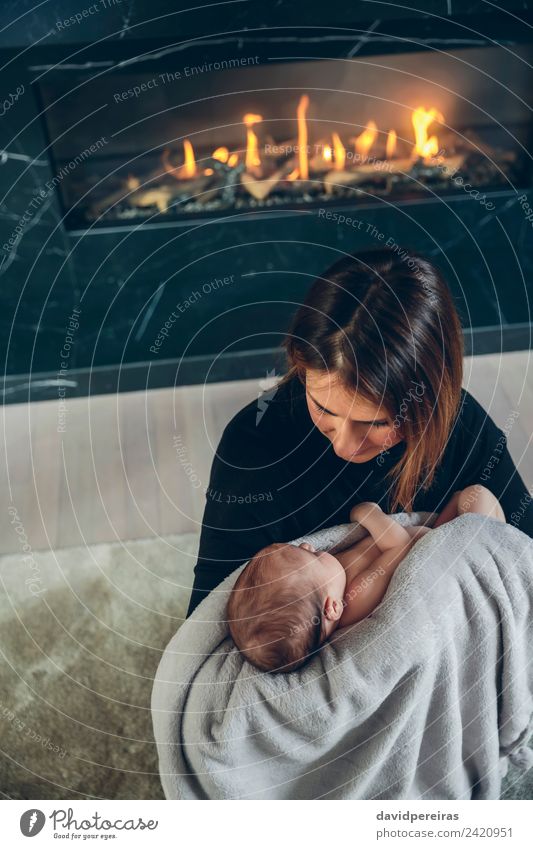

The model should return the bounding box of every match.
[186,408,291,618]
[477,440,533,535]
[432,490,461,529]
[186,460,278,617]
[187,517,269,618]
[456,392,533,538]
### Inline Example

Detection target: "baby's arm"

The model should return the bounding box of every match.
[337,503,426,583]
[337,534,424,629]
[350,501,414,549]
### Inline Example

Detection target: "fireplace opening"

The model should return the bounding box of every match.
[36,43,533,229]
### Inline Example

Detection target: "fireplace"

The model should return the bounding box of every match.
[1,2,532,403]
[36,44,533,230]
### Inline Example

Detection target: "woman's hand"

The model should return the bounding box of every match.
[432,490,462,529]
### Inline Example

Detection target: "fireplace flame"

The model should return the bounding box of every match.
[297,95,310,179]
[354,121,378,157]
[154,99,451,203]
[411,106,444,160]
[386,129,397,159]
[182,139,197,178]
[213,147,229,163]
[243,113,262,170]
[332,132,345,170]
[162,142,197,181]
[212,145,238,167]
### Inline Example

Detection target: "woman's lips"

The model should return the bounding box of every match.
[337,447,369,459]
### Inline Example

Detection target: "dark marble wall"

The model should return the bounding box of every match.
[0,54,80,388]
[1,2,532,49]
[1,1,532,401]
[66,191,533,363]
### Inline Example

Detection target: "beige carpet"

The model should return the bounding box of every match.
[0,532,198,799]
[0,533,530,800]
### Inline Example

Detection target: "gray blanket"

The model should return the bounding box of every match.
[151,511,533,799]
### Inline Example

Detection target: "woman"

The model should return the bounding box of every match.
[186,246,533,617]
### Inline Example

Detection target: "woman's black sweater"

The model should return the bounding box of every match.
[186,377,533,617]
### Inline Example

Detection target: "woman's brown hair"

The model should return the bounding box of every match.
[278,246,464,513]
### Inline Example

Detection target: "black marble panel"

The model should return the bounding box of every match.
[1,1,532,53]
[1,186,530,402]
[0,3,532,403]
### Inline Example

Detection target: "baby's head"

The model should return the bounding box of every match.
[227,541,346,674]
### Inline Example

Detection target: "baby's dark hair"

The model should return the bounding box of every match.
[227,543,327,674]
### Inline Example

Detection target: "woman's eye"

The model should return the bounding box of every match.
[312,398,388,428]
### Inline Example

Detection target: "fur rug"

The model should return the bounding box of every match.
[0,533,197,799]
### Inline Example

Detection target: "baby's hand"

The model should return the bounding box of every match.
[350,502,381,523]
[405,525,432,541]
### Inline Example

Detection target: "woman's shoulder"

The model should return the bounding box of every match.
[453,387,504,439]
[445,387,507,468]
[217,373,305,464]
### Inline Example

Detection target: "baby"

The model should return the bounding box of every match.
[227,484,505,674]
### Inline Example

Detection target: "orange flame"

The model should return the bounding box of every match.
[243,113,262,170]
[182,139,196,178]
[297,95,309,179]
[411,107,444,160]
[213,146,239,167]
[386,129,397,159]
[331,132,345,170]
[287,168,299,181]
[355,121,378,157]
[212,147,229,163]
[323,144,332,162]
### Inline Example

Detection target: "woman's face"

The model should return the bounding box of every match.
[305,368,404,462]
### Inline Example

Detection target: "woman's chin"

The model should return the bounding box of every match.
[338,440,405,462]
[337,447,377,462]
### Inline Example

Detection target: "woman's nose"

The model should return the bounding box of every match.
[333,439,366,458]
[331,422,366,456]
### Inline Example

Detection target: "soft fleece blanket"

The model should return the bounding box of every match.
[151,511,533,799]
